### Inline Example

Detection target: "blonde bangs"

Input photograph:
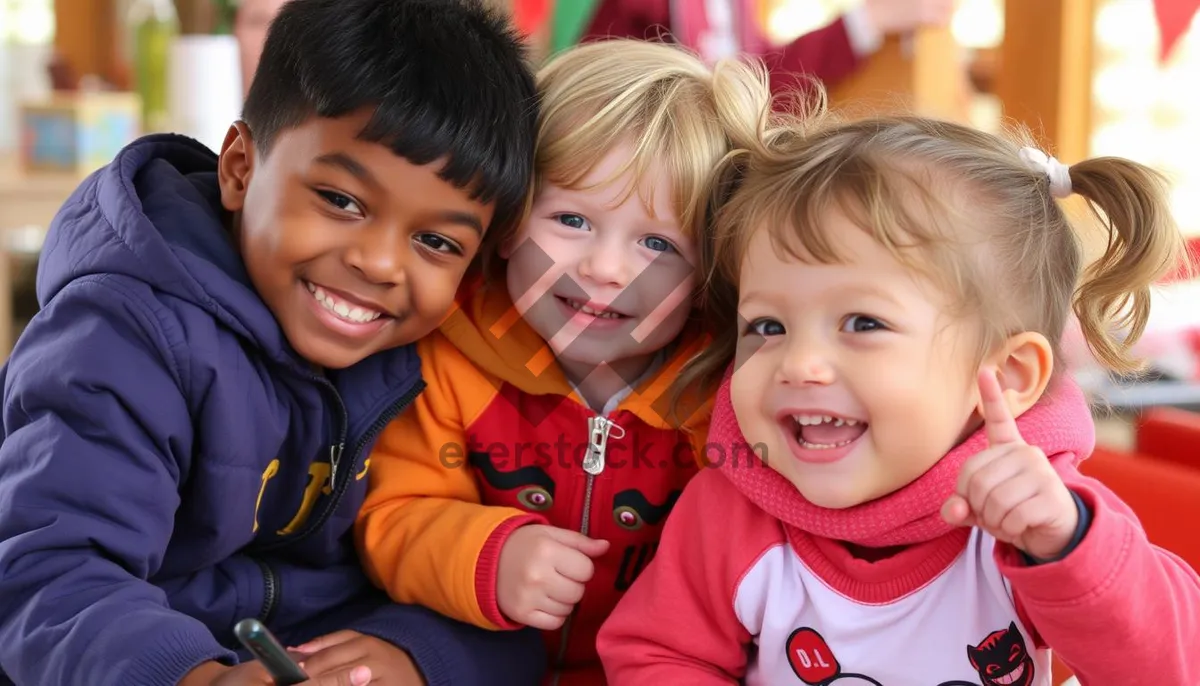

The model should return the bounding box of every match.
[712,129,968,296]
[534,39,761,236]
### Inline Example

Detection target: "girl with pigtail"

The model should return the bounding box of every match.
[598,112,1200,684]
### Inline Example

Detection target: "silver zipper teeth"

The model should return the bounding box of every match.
[551,415,623,684]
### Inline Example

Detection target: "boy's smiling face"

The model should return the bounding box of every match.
[218,110,493,369]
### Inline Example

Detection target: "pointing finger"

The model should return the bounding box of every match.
[978,367,1025,446]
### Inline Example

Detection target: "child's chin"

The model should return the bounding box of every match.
[781,475,869,510]
[805,491,868,510]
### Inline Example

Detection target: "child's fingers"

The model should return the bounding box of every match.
[552,546,598,584]
[536,594,576,619]
[953,444,1009,504]
[543,527,609,557]
[544,572,586,606]
[525,609,569,632]
[294,640,369,683]
[307,666,372,686]
[960,446,1026,514]
[940,494,975,527]
[977,473,1039,534]
[291,630,360,655]
[978,367,1025,447]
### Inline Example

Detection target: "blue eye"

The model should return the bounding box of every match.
[841,315,885,333]
[641,236,675,253]
[747,318,785,337]
[554,213,588,230]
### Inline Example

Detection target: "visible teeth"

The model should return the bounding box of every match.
[308,283,383,324]
[798,438,857,449]
[567,299,622,319]
[791,413,863,450]
[792,414,859,427]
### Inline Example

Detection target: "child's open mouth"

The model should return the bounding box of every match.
[789,413,868,450]
[557,296,631,321]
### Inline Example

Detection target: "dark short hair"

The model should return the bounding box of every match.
[242,0,537,245]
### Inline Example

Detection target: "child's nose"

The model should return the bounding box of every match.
[776,339,836,386]
[345,227,407,286]
[577,239,632,287]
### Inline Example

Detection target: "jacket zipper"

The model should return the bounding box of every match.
[252,557,281,624]
[250,377,426,620]
[551,414,624,683]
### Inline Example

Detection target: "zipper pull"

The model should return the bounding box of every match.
[583,417,625,476]
[329,442,345,486]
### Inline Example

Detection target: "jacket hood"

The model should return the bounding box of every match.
[37,134,293,362]
[438,277,712,432]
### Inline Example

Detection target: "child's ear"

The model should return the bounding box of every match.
[984,331,1054,418]
[497,239,514,260]
[497,232,526,260]
[217,121,255,213]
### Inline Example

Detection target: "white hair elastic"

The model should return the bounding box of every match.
[1019,146,1073,199]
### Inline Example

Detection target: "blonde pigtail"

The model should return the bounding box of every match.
[1069,157,1189,374]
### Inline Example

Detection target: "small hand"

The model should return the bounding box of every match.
[941,368,1079,561]
[179,653,372,686]
[496,525,609,631]
[291,630,424,686]
[864,0,956,35]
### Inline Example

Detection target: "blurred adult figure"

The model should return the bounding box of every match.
[581,0,955,94]
[233,0,291,95]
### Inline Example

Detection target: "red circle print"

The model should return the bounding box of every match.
[786,628,840,685]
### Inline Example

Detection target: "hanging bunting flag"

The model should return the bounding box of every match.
[550,0,601,54]
[1154,0,1200,62]
[512,0,554,38]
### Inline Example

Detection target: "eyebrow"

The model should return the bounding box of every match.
[738,289,782,308]
[314,152,375,186]
[833,283,906,308]
[431,210,484,235]
[315,152,483,234]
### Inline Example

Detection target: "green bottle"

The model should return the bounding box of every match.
[128,0,179,133]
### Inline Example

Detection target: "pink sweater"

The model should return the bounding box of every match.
[597,375,1200,684]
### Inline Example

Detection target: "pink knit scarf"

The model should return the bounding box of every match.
[709,371,1096,548]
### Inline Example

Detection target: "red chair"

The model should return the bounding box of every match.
[1049,446,1200,683]
[1081,447,1200,571]
[1136,406,1200,471]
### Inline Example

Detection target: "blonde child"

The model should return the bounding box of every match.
[597,114,1200,684]
[353,39,778,685]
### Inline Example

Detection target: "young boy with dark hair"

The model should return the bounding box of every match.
[0,1,543,685]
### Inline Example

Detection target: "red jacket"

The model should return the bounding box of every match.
[581,0,864,93]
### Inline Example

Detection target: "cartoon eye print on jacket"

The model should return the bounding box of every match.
[468,450,555,512]
[611,488,682,531]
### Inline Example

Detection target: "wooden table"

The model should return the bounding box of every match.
[0,156,84,359]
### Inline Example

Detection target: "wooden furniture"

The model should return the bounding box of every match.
[0,156,83,360]
[993,0,1096,162]
[53,0,122,89]
[829,27,972,122]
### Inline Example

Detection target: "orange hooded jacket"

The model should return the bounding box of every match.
[355,278,713,685]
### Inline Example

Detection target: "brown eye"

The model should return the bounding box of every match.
[517,486,553,511]
[613,506,643,531]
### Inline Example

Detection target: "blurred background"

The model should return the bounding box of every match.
[2,5,1200,683]
[3,0,1200,447]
